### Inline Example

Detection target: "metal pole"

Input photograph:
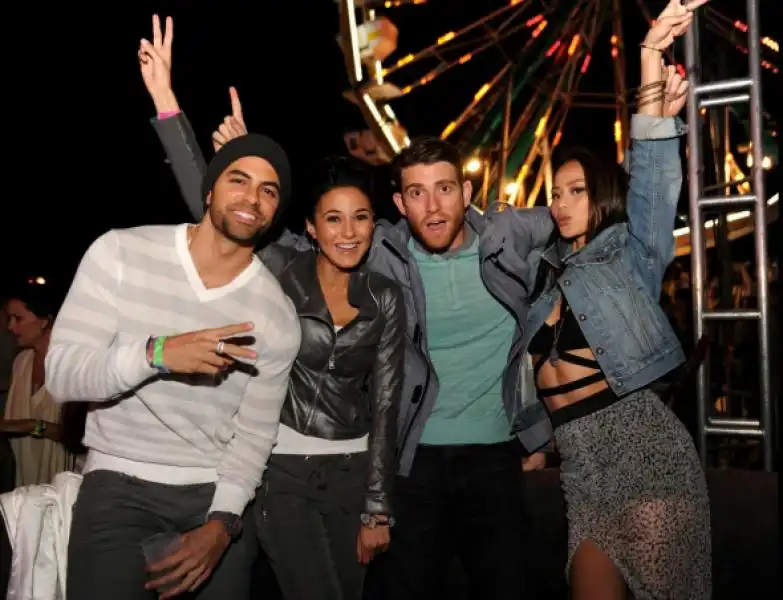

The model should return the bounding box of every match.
[498,75,513,201]
[684,15,709,467]
[745,0,773,471]
[482,159,490,208]
[612,0,629,163]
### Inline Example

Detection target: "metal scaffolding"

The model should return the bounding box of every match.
[684,1,774,471]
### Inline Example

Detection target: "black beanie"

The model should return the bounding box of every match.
[202,133,292,218]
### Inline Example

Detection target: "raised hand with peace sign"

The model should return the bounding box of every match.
[138,14,179,114]
[212,87,248,152]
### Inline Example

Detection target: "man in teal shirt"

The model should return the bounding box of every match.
[410,231,515,447]
[375,137,541,600]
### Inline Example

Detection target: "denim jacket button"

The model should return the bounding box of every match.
[579,314,586,321]
[564,280,571,286]
[596,347,605,355]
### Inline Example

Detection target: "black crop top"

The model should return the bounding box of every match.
[528,300,605,398]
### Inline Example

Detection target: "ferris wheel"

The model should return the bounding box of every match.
[336,0,778,215]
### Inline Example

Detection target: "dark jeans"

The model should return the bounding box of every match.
[67,470,257,600]
[371,441,534,600]
[256,453,368,600]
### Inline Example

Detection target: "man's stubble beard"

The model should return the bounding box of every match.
[210,204,271,248]
[407,212,466,254]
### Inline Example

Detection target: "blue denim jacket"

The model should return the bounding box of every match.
[479,115,687,445]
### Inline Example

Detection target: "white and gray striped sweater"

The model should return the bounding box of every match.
[45,224,300,516]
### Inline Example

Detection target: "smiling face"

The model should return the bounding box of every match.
[306,185,374,271]
[550,159,590,243]
[206,156,281,245]
[392,161,472,252]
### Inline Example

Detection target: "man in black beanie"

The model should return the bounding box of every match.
[47,111,300,598]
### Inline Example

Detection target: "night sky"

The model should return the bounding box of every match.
[1,0,776,299]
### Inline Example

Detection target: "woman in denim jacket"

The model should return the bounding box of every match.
[479,2,711,598]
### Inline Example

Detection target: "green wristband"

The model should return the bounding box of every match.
[153,336,168,371]
[31,421,46,438]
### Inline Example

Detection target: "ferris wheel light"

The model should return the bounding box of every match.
[504,182,519,197]
[762,156,773,170]
[465,157,483,174]
[746,153,753,168]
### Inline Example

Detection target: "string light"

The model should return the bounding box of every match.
[535,116,548,137]
[465,157,483,174]
[581,54,592,73]
[568,34,581,56]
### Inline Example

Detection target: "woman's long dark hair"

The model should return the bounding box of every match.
[529,146,629,303]
[7,281,63,328]
[305,156,376,221]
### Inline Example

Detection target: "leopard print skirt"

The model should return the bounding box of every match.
[553,388,711,599]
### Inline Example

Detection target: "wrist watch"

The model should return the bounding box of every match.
[360,513,395,529]
[207,511,243,541]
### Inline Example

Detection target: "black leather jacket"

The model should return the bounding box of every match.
[267,248,405,516]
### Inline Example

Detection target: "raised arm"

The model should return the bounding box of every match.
[45,231,157,401]
[138,15,209,220]
[210,307,301,516]
[626,0,706,295]
[152,113,208,221]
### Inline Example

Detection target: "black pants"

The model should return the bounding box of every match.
[67,470,257,600]
[371,441,534,600]
[256,453,368,600]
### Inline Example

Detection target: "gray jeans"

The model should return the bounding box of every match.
[67,469,256,600]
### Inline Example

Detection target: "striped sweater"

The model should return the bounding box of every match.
[45,224,300,516]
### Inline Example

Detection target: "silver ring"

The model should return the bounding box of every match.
[216,341,225,354]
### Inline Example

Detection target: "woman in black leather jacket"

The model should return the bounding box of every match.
[255,157,405,600]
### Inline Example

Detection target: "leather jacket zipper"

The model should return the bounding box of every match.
[302,318,362,433]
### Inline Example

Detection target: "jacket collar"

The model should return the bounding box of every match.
[542,223,628,268]
[288,252,378,324]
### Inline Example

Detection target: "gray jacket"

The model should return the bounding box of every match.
[151,114,544,476]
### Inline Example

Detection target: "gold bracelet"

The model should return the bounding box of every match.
[640,43,662,53]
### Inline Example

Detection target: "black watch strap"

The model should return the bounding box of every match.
[207,511,243,541]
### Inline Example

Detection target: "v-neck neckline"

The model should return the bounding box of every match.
[175,224,261,303]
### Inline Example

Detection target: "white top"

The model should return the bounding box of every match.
[273,325,369,455]
[45,224,301,515]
